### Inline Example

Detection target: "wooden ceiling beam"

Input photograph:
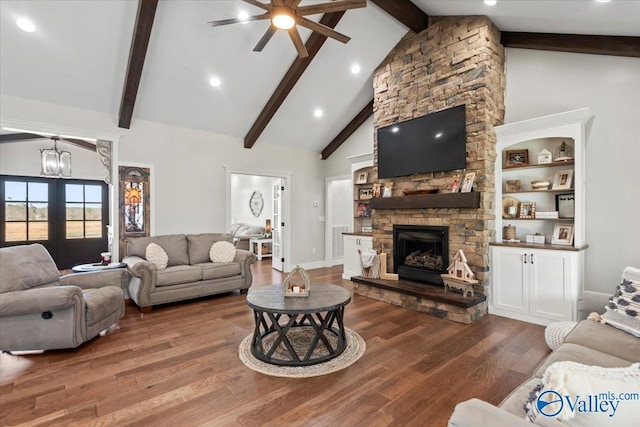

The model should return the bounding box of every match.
[244,12,345,149]
[501,32,640,58]
[0,133,96,151]
[369,0,429,33]
[321,100,373,160]
[118,0,159,129]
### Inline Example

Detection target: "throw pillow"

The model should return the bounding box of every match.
[601,277,640,337]
[146,242,168,269]
[209,241,236,263]
[525,361,640,426]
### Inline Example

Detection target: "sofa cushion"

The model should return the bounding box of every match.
[534,343,634,378]
[187,233,233,264]
[0,243,60,293]
[564,320,640,362]
[83,286,123,326]
[526,361,640,425]
[156,265,202,287]
[209,241,236,263]
[146,243,168,269]
[127,235,189,267]
[199,262,242,280]
[243,225,264,236]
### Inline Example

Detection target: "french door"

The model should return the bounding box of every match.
[271,179,284,271]
[1,175,108,269]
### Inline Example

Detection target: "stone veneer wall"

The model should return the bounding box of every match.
[372,16,505,294]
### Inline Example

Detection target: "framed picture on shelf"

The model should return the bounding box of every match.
[358,188,373,200]
[382,182,393,198]
[551,223,574,246]
[556,193,575,218]
[519,202,536,219]
[505,179,522,193]
[505,149,529,168]
[355,171,368,184]
[552,169,573,190]
[450,174,461,193]
[355,202,370,217]
[372,183,381,198]
[460,172,476,193]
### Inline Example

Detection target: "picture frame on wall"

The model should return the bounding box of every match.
[505,149,529,168]
[519,202,536,219]
[355,171,368,184]
[460,172,476,193]
[556,193,575,218]
[552,170,573,190]
[551,223,574,246]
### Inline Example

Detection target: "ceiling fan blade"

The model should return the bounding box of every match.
[254,25,278,52]
[288,27,309,58]
[285,0,302,6]
[297,0,366,16]
[298,17,350,43]
[208,13,269,27]
[241,0,270,11]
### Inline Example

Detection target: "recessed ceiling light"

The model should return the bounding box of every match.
[350,64,361,74]
[209,77,221,87]
[16,18,36,33]
[484,0,497,5]
[314,108,323,118]
[238,11,249,24]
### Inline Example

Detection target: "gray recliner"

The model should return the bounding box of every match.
[0,244,127,352]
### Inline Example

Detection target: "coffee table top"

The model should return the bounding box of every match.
[72,262,127,273]
[246,283,351,314]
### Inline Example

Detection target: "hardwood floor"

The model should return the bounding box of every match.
[1,260,550,426]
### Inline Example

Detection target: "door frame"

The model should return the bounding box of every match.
[225,166,292,273]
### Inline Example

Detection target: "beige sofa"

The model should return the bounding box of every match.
[448,268,640,426]
[230,223,265,251]
[123,233,256,312]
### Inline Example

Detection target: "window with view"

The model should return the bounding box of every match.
[65,183,102,239]
[4,181,49,242]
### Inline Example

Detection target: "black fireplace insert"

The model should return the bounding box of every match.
[393,224,449,285]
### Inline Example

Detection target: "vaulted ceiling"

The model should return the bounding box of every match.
[1,1,639,156]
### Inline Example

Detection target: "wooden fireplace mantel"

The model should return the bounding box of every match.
[368,192,480,210]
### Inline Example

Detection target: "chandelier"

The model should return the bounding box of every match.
[40,137,71,177]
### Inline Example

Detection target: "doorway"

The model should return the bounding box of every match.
[226,167,291,272]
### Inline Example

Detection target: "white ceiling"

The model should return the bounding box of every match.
[1,1,639,153]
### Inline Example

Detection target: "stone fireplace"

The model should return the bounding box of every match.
[352,16,505,323]
[393,224,448,285]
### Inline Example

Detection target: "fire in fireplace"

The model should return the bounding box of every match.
[393,224,449,285]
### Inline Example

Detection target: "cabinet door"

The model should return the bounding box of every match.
[529,250,570,322]
[342,236,373,279]
[492,247,529,315]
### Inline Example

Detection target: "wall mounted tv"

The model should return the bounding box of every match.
[377,105,467,179]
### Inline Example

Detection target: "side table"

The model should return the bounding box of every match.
[249,237,272,261]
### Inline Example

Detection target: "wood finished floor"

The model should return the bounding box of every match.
[1,261,550,426]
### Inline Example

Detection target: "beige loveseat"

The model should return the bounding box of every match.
[230,223,265,251]
[448,267,640,426]
[123,233,256,312]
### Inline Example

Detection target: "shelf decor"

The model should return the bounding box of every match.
[537,148,552,164]
[552,224,575,246]
[556,193,575,218]
[552,170,573,190]
[284,265,310,297]
[505,180,521,193]
[355,171,368,184]
[505,149,529,168]
[519,202,536,219]
[554,141,574,161]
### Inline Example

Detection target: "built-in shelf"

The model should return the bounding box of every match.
[502,218,574,221]
[503,160,574,171]
[505,189,574,194]
[490,241,588,252]
[369,192,480,210]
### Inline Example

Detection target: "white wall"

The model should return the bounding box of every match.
[230,174,273,227]
[322,115,374,178]
[504,48,640,294]
[0,140,104,181]
[1,95,326,266]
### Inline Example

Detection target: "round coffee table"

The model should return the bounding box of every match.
[72,262,127,273]
[246,283,351,366]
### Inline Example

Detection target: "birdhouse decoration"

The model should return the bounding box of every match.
[441,250,478,298]
[284,265,311,297]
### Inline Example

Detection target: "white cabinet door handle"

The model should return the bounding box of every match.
[523,254,528,264]
[530,254,534,264]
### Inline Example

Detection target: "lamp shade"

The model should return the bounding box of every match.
[265,219,272,235]
[40,140,71,177]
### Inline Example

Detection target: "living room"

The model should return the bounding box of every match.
[1,1,639,425]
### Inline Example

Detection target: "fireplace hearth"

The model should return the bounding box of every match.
[393,224,449,286]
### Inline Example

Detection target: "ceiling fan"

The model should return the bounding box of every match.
[208,0,367,58]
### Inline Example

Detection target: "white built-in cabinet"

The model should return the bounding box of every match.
[342,234,373,280]
[490,108,593,326]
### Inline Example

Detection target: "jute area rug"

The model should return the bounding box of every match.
[238,327,366,378]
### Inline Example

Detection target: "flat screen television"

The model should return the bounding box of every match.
[377,105,467,179]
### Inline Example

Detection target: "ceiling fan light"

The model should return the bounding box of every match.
[272,8,296,30]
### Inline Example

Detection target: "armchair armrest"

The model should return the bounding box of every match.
[0,286,84,317]
[235,249,256,285]
[122,256,157,308]
[448,399,531,427]
[59,269,129,290]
